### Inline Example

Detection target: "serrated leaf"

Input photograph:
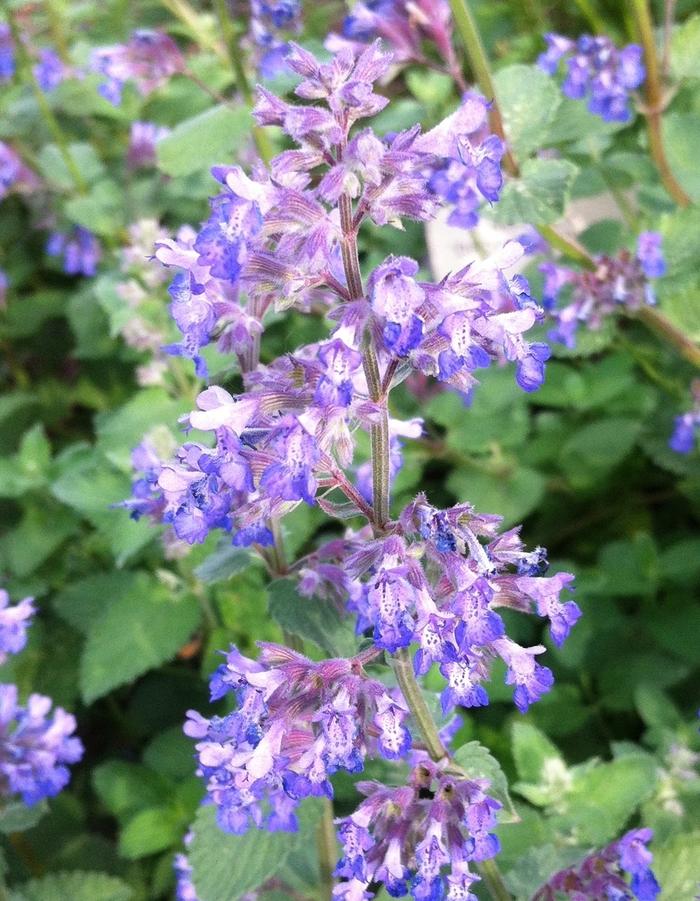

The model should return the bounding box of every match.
[0,801,48,834]
[194,543,257,583]
[494,64,561,158]
[491,158,578,226]
[119,807,182,859]
[8,871,133,901]
[452,740,518,823]
[79,575,201,703]
[661,112,700,201]
[189,797,323,901]
[267,578,357,657]
[511,723,564,784]
[65,180,125,238]
[652,831,700,900]
[157,105,253,176]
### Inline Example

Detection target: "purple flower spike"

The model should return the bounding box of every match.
[33,48,69,92]
[259,416,321,505]
[0,24,14,81]
[47,227,101,277]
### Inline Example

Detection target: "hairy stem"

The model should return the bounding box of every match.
[537,225,596,269]
[447,0,519,177]
[8,13,88,194]
[317,797,339,899]
[477,859,514,901]
[391,648,449,763]
[629,0,690,206]
[633,306,700,369]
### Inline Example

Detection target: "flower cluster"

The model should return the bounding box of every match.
[174,830,199,901]
[127,121,170,169]
[47,226,102,277]
[248,0,303,78]
[0,23,14,81]
[532,828,660,901]
[670,379,700,454]
[0,594,83,806]
[542,232,665,348]
[33,48,70,92]
[328,0,455,70]
[184,644,412,833]
[302,497,578,715]
[90,29,184,106]
[538,33,645,122]
[334,760,500,901]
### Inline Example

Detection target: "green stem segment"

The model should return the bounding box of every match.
[212,0,274,165]
[537,225,596,270]
[629,0,690,206]
[317,797,339,899]
[634,306,700,369]
[391,649,449,763]
[8,13,88,194]
[447,0,519,177]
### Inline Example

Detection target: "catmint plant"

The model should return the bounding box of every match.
[125,38,599,901]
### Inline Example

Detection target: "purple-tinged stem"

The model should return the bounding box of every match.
[661,0,676,83]
[629,0,690,206]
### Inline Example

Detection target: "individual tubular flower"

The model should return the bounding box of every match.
[46,227,102,277]
[0,684,84,806]
[183,644,412,833]
[0,591,34,665]
[0,24,13,81]
[538,33,645,123]
[334,760,500,901]
[174,830,199,901]
[33,48,69,92]
[670,379,700,455]
[531,827,660,901]
[90,30,184,106]
[543,233,665,349]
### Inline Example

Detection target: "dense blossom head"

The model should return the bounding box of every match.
[538,33,645,123]
[0,591,34,665]
[543,233,665,348]
[47,227,102,277]
[184,644,412,833]
[90,30,184,105]
[532,827,660,901]
[0,684,84,806]
[334,761,500,901]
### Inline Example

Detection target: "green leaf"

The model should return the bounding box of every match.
[194,543,257,584]
[267,578,357,658]
[560,755,658,845]
[657,205,700,290]
[447,466,545,529]
[0,505,80,577]
[119,807,182,859]
[511,723,564,784]
[189,797,323,901]
[65,180,125,238]
[491,158,578,226]
[79,575,201,704]
[661,112,700,201]
[559,417,641,488]
[157,105,253,176]
[452,740,519,823]
[0,801,48,834]
[670,14,700,80]
[52,572,140,635]
[37,143,106,190]
[144,727,199,780]
[92,760,173,823]
[503,844,589,901]
[652,831,700,900]
[493,64,561,158]
[658,282,700,343]
[8,871,133,901]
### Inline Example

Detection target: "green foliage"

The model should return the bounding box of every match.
[157,105,254,177]
[267,578,358,657]
[491,158,579,225]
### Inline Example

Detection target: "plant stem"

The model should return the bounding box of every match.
[7,13,88,195]
[629,0,690,206]
[571,0,608,34]
[537,225,596,269]
[477,859,514,901]
[44,0,70,62]
[317,797,339,899]
[633,306,700,369]
[391,648,449,763]
[446,0,519,177]
[661,0,676,83]
[211,0,274,165]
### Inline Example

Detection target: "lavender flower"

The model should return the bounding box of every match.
[33,48,69,92]
[532,827,660,901]
[184,644,412,833]
[46,227,102,277]
[334,760,500,901]
[543,233,665,348]
[538,33,645,123]
[0,684,84,806]
[174,830,198,901]
[90,30,184,106]
[0,23,13,81]
[0,141,38,199]
[0,591,34,665]
[249,0,303,78]
[670,380,700,454]
[329,0,455,70]
[127,121,170,168]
